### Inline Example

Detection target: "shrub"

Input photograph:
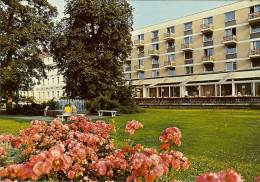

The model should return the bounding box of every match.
[90,95,119,114]
[0,117,191,181]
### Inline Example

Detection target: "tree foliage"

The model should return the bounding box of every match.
[51,0,133,100]
[0,0,57,111]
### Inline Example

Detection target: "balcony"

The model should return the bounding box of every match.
[248,12,260,24]
[134,40,144,47]
[249,49,260,58]
[223,35,237,45]
[134,65,145,72]
[125,66,131,72]
[164,61,176,68]
[201,56,214,64]
[163,33,175,41]
[148,50,159,57]
[200,23,213,33]
[181,43,193,52]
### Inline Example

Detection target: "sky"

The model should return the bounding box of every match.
[48,0,235,30]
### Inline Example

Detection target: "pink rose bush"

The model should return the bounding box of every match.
[125,120,143,135]
[0,116,190,181]
[196,168,244,182]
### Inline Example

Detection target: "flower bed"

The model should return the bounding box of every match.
[0,116,259,181]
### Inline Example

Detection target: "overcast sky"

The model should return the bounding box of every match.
[48,0,235,30]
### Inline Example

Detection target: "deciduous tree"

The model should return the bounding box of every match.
[51,0,133,100]
[0,0,57,112]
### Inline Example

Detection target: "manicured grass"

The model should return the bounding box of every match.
[0,117,31,136]
[94,109,260,181]
[1,109,260,181]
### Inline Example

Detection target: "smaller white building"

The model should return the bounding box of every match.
[19,51,65,102]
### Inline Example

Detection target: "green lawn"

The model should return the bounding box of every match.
[1,109,260,181]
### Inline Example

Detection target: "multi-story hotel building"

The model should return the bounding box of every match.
[126,1,260,99]
[19,51,65,102]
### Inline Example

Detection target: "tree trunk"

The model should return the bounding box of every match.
[6,91,12,113]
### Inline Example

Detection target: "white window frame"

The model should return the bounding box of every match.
[226,61,237,71]
[184,22,192,31]
[225,11,236,22]
[204,64,214,73]
[167,26,175,33]
[152,70,159,78]
[184,36,193,44]
[152,30,159,38]
[225,45,237,55]
[250,24,260,34]
[203,33,213,42]
[168,69,175,76]
[168,54,175,61]
[138,72,144,79]
[185,66,193,74]
[139,59,144,66]
[152,57,159,65]
[203,17,213,24]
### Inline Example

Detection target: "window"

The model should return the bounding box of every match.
[185,52,193,60]
[250,5,260,13]
[252,60,260,67]
[225,11,235,22]
[152,43,159,50]
[38,92,41,99]
[250,24,260,33]
[48,79,49,85]
[139,59,144,66]
[167,41,174,48]
[167,26,175,33]
[152,70,158,78]
[184,22,192,31]
[52,91,55,98]
[204,64,214,72]
[57,77,60,84]
[168,69,175,76]
[138,47,144,54]
[184,36,192,44]
[203,33,213,42]
[204,48,214,56]
[226,45,236,54]
[57,91,60,99]
[152,57,159,64]
[138,72,144,79]
[168,54,175,61]
[126,61,131,68]
[251,41,260,50]
[52,78,54,86]
[152,30,158,38]
[203,17,213,24]
[185,66,193,74]
[138,34,144,40]
[226,61,237,71]
[48,92,50,98]
[225,28,236,36]
[125,73,131,80]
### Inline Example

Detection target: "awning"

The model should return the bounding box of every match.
[131,78,163,86]
[228,70,260,80]
[155,75,193,85]
[188,73,227,83]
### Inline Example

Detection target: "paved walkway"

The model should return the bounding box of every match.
[0,113,109,121]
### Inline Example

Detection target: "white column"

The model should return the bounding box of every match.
[198,85,201,97]
[232,80,235,96]
[252,82,256,96]
[156,87,159,98]
[219,84,222,97]
[148,88,150,98]
[215,84,217,97]
[143,86,147,98]
[169,86,171,97]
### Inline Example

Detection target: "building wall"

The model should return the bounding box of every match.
[125,1,260,81]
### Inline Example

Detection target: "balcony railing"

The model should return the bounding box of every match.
[134,40,144,47]
[200,23,213,33]
[201,56,214,64]
[134,65,145,72]
[249,49,260,58]
[125,66,131,72]
[163,33,175,41]
[181,43,193,52]
[223,35,237,45]
[164,61,176,68]
[248,11,260,23]
[148,50,159,57]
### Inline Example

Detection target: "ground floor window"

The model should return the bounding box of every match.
[135,88,143,97]
[170,87,180,97]
[201,85,215,96]
[255,82,260,96]
[221,84,232,96]
[186,86,199,96]
[149,88,157,97]
[236,83,252,96]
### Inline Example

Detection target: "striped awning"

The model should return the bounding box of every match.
[228,70,260,80]
[188,73,227,82]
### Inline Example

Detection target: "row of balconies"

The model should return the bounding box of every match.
[134,34,237,52]
[134,10,260,48]
[126,49,260,72]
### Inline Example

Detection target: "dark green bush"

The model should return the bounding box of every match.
[90,95,119,113]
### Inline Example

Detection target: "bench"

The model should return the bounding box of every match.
[56,114,87,121]
[97,110,117,117]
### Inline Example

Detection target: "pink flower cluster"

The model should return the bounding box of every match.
[125,120,143,135]
[0,116,191,182]
[159,127,182,148]
[196,168,244,182]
